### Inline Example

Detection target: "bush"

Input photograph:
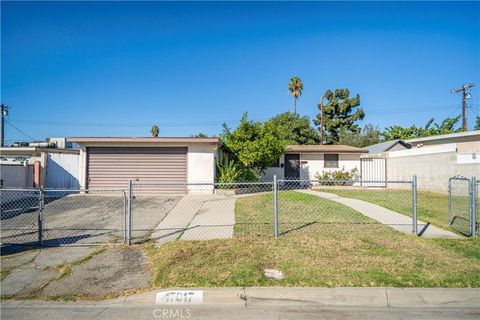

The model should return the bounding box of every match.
[314,167,359,185]
[215,158,258,184]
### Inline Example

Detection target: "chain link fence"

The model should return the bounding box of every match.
[127,178,418,244]
[128,181,273,244]
[0,188,40,246]
[2,177,422,247]
[448,176,478,237]
[276,178,417,237]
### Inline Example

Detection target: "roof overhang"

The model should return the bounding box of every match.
[0,147,80,156]
[66,137,220,145]
[406,130,480,144]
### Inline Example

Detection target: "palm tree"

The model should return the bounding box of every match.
[288,76,303,114]
[151,125,159,137]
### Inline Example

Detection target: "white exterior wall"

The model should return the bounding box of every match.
[262,155,285,181]
[299,153,361,180]
[187,145,217,194]
[263,153,362,181]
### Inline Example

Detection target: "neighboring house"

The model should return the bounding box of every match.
[406,130,480,147]
[363,130,480,193]
[262,145,368,181]
[66,137,219,192]
[364,139,411,156]
[0,145,80,189]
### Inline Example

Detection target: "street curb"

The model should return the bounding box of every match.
[2,287,480,309]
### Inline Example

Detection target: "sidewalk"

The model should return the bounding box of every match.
[298,189,461,239]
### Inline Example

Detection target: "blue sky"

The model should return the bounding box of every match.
[1,1,479,142]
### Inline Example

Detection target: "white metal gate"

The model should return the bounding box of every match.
[360,158,386,187]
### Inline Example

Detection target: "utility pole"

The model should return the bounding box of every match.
[1,104,8,147]
[451,83,475,132]
[318,95,326,145]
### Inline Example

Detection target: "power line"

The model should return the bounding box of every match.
[4,119,37,141]
[10,105,477,127]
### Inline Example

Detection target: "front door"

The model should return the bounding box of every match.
[284,154,300,180]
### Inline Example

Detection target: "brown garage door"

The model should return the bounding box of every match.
[87,147,187,191]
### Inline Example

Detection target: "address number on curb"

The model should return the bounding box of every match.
[156,290,204,305]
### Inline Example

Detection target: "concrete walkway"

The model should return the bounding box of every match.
[181,198,235,241]
[298,190,460,239]
[151,195,235,244]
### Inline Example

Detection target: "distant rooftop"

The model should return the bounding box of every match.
[286,145,368,154]
[365,139,411,154]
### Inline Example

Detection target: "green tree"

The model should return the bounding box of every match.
[474,116,480,130]
[192,132,208,138]
[382,116,461,140]
[221,113,285,172]
[151,125,159,137]
[288,76,303,114]
[314,89,364,145]
[266,112,319,145]
[338,124,381,148]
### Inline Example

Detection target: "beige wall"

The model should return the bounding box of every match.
[0,164,34,188]
[387,148,480,193]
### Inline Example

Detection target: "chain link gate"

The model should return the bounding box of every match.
[448,176,478,237]
[0,188,41,246]
[1,188,127,247]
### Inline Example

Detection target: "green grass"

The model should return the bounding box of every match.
[146,192,480,288]
[314,188,454,230]
[235,191,373,236]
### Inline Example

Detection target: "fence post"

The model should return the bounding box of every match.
[273,175,279,239]
[412,175,418,235]
[448,178,452,225]
[38,188,44,247]
[471,177,477,238]
[127,180,133,245]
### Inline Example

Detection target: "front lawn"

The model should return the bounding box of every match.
[315,187,466,231]
[146,191,480,288]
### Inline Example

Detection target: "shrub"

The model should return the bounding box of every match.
[314,167,359,185]
[215,158,258,184]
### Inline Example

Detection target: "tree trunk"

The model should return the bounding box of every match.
[294,97,297,114]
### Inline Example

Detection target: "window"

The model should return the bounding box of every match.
[324,154,339,168]
[270,157,281,167]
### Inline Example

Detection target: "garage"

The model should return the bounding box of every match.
[87,147,187,190]
[67,137,219,193]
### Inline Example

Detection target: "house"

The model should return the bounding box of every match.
[262,145,368,181]
[66,137,219,192]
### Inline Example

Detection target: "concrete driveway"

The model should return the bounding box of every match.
[1,192,181,246]
[150,195,236,245]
